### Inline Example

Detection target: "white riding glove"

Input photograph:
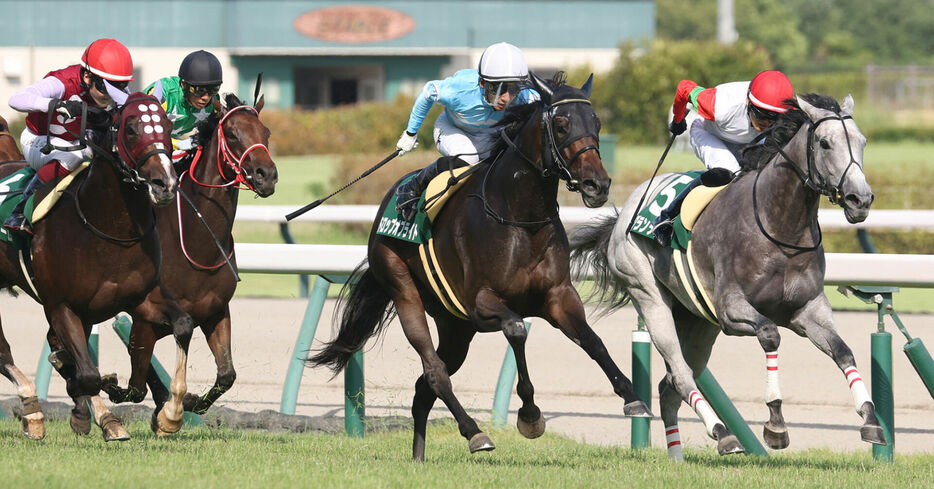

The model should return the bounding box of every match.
[175,138,195,151]
[396,131,418,156]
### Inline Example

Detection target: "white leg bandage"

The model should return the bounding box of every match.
[688,389,721,437]
[765,351,782,403]
[844,366,873,415]
[665,425,684,460]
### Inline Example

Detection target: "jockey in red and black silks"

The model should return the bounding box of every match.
[5,38,134,234]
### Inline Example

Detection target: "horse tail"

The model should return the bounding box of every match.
[569,209,632,313]
[306,260,396,374]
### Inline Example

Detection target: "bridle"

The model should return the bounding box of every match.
[188,105,271,192]
[479,95,601,228]
[753,111,863,251]
[500,97,601,193]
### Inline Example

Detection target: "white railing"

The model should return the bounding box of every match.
[237,205,934,231]
[235,243,934,288]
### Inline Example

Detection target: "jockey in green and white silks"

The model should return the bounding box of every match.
[145,50,223,164]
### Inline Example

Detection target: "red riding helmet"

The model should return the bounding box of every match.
[81,38,134,82]
[747,70,793,114]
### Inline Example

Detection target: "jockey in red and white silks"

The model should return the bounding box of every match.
[671,70,795,173]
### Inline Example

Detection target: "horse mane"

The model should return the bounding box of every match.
[740,93,843,171]
[488,72,571,155]
[196,93,249,139]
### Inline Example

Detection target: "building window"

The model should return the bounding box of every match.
[294,64,384,109]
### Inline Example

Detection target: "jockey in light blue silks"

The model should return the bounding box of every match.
[393,42,540,220]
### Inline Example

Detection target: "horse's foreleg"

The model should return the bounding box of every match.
[131,286,194,436]
[0,322,45,440]
[45,306,129,441]
[184,309,234,415]
[476,288,546,438]
[751,322,790,449]
[791,296,885,445]
[542,284,652,418]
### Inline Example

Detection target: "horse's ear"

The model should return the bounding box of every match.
[529,71,553,104]
[212,97,225,116]
[255,94,265,113]
[796,95,823,120]
[581,73,594,98]
[840,93,855,116]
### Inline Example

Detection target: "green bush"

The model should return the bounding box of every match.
[262,95,442,157]
[593,40,772,144]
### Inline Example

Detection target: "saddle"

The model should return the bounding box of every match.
[376,166,477,319]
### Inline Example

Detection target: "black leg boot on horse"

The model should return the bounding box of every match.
[395,156,469,221]
[652,167,734,246]
[3,174,44,236]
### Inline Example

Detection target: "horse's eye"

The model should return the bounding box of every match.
[554,116,570,136]
[819,138,831,150]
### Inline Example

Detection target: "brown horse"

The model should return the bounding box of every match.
[0,93,193,440]
[309,73,650,462]
[101,93,277,417]
[0,115,24,161]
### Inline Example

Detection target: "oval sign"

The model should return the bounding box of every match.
[293,5,416,44]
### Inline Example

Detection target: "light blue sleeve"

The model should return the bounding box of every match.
[517,87,540,104]
[405,80,442,134]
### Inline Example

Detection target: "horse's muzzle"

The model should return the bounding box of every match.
[249,166,278,197]
[843,191,874,224]
[148,177,177,207]
[580,177,610,208]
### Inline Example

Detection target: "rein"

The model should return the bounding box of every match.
[476,97,600,228]
[752,112,860,251]
[188,105,270,191]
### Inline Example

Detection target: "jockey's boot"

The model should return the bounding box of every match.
[652,167,734,247]
[395,156,468,222]
[3,174,43,236]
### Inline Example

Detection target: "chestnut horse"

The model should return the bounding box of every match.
[0,94,192,440]
[309,73,650,462]
[0,115,24,161]
[102,93,277,418]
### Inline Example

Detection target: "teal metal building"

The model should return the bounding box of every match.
[0,1,654,110]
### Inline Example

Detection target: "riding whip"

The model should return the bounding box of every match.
[285,149,400,221]
[624,132,677,235]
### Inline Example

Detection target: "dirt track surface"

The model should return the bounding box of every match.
[1,294,932,455]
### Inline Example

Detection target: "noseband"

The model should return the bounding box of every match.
[189,105,271,192]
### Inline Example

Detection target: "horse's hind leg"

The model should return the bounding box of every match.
[131,285,194,436]
[101,318,160,405]
[0,321,45,440]
[790,296,885,445]
[183,308,235,415]
[411,314,481,462]
[541,284,652,417]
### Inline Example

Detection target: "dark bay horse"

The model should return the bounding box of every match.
[571,94,882,458]
[0,115,24,161]
[0,93,193,440]
[101,93,277,418]
[309,73,650,462]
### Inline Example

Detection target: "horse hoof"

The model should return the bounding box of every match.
[70,413,92,436]
[623,400,653,418]
[861,424,887,445]
[21,416,46,440]
[716,434,745,455]
[517,414,546,439]
[468,433,495,453]
[763,423,790,450]
[101,416,131,442]
[155,409,182,437]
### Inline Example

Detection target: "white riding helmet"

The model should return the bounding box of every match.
[478,42,529,82]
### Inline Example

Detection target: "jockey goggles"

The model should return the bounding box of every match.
[483,80,522,106]
[186,83,221,97]
[91,75,129,93]
[747,100,781,124]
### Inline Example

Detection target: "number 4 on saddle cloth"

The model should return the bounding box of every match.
[376,164,478,319]
[0,164,89,248]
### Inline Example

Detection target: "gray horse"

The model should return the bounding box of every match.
[571,93,884,459]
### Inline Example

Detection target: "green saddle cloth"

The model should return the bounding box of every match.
[629,170,703,251]
[376,174,432,244]
[0,167,37,248]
